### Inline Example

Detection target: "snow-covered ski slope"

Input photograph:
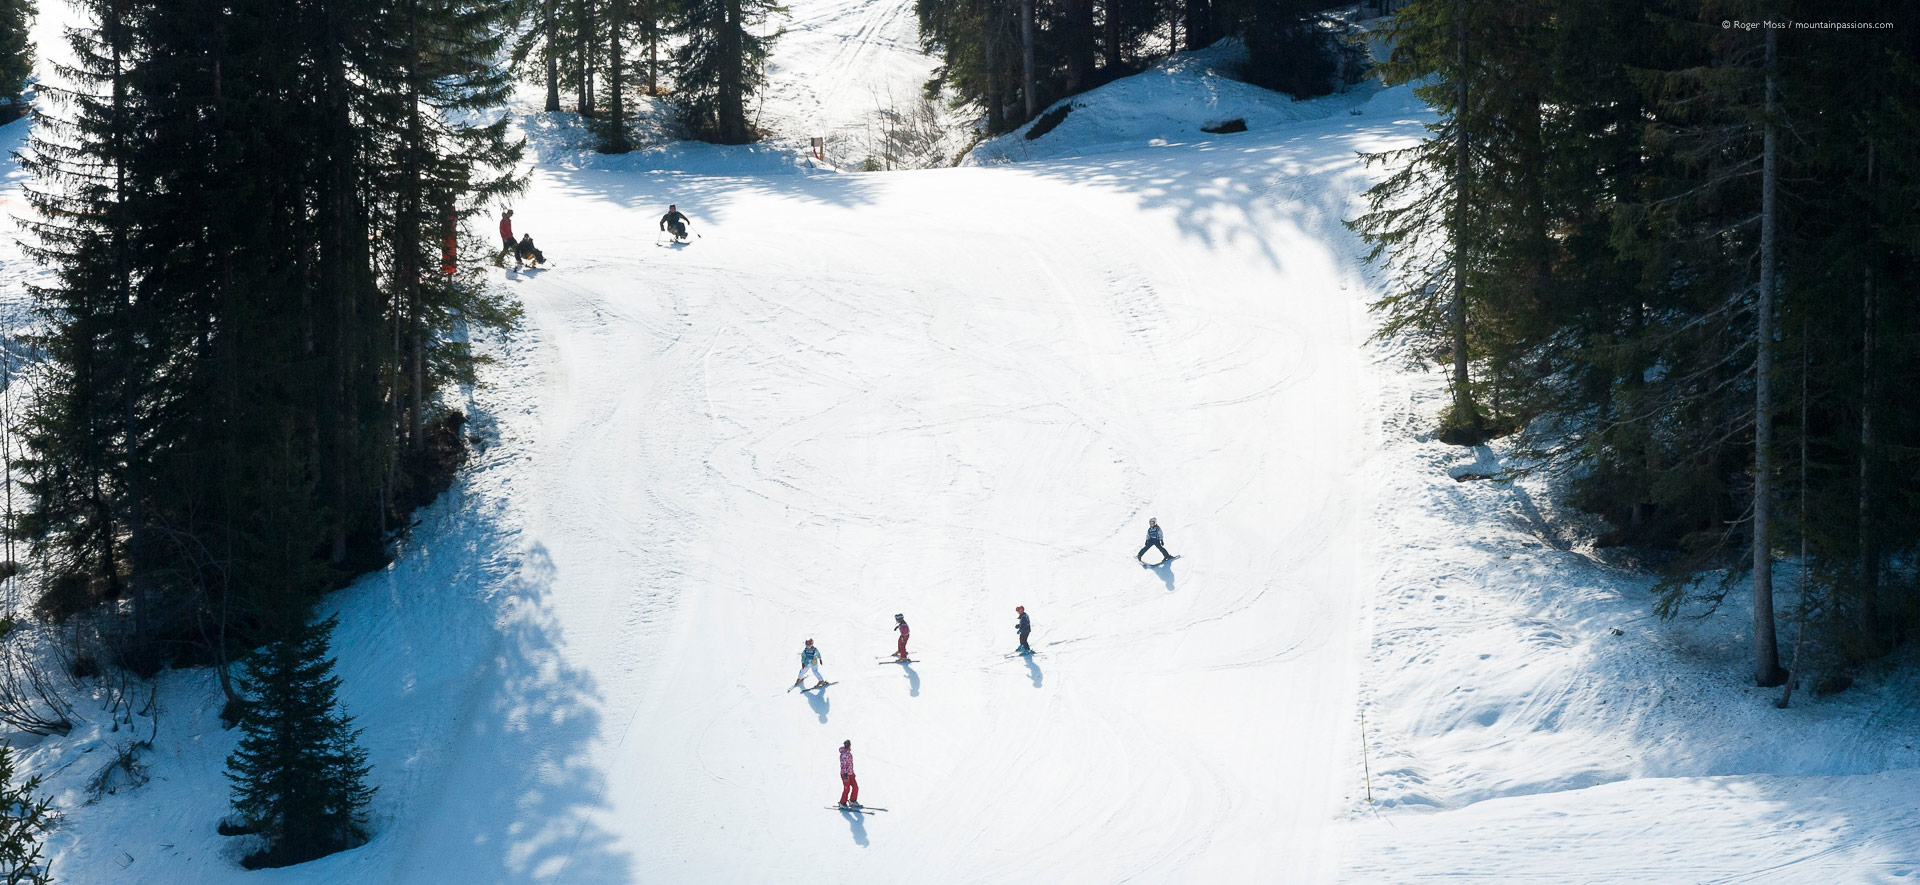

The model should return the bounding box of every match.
[12,0,1920,880]
[369,92,1410,881]
[761,0,937,137]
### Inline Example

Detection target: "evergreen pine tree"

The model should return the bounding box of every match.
[1346,0,1920,683]
[675,0,785,142]
[16,0,148,632]
[1349,0,1517,444]
[17,0,521,678]
[1241,0,1367,99]
[602,0,635,152]
[635,0,675,97]
[0,0,28,121]
[224,614,375,869]
[506,0,567,112]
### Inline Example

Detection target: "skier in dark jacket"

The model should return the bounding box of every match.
[515,233,545,266]
[1136,517,1174,563]
[660,204,690,240]
[1014,606,1031,653]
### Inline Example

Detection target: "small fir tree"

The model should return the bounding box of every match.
[224,614,375,869]
[0,742,54,884]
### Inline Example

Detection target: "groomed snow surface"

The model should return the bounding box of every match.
[3,4,1918,882]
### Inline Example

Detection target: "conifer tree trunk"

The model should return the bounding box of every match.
[106,0,148,661]
[1066,0,1094,91]
[581,0,596,115]
[1103,0,1122,72]
[1182,0,1209,50]
[718,0,745,142]
[1779,318,1811,709]
[213,36,242,697]
[1447,1,1475,431]
[321,0,357,567]
[648,19,659,95]
[1751,26,1785,688]
[1020,0,1035,120]
[545,0,562,111]
[405,1,426,452]
[985,16,1003,133]
[609,0,629,151]
[1857,140,1878,641]
[576,0,590,113]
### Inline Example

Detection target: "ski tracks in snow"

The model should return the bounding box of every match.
[363,84,1422,883]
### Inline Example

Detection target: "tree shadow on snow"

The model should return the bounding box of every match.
[1003,111,1435,277]
[326,483,636,883]
[530,159,888,234]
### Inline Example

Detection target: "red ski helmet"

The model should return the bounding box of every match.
[1015,606,1024,613]
[805,638,813,645]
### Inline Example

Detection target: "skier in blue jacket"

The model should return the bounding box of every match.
[1136,517,1174,563]
[793,639,827,689]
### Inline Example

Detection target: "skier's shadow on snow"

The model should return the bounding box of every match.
[840,807,870,847]
[805,686,831,723]
[900,662,920,697]
[1147,558,1177,592]
[1024,655,1044,688]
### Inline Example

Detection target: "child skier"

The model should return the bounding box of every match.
[893,614,910,660]
[794,639,827,690]
[1014,606,1032,653]
[1136,517,1174,563]
[838,740,859,807]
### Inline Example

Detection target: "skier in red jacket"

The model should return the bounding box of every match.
[893,614,910,660]
[498,209,520,268]
[838,740,859,807]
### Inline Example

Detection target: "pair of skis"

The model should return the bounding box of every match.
[828,804,888,814]
[787,650,1037,690]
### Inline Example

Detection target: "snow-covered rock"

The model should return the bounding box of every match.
[964,41,1377,166]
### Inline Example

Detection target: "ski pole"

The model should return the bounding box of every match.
[1360,710,1373,804]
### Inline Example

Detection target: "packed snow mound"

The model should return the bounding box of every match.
[964,40,1376,166]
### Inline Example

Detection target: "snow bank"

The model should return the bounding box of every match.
[964,41,1376,166]
[1340,341,1920,879]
